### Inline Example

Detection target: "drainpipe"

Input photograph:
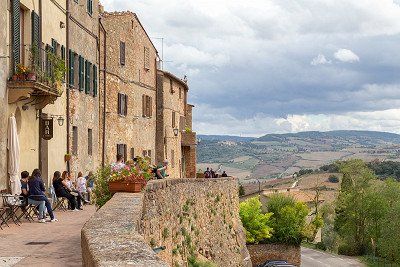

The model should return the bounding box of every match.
[66,0,70,172]
[38,0,42,171]
[99,18,106,167]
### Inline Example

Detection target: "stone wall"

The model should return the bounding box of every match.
[247,243,301,267]
[68,0,100,177]
[140,178,251,267]
[82,178,251,267]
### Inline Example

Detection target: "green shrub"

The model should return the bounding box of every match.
[92,166,113,208]
[239,197,273,244]
[316,242,327,251]
[239,184,245,196]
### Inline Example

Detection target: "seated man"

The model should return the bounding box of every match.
[53,171,80,211]
[20,171,46,223]
[155,160,169,179]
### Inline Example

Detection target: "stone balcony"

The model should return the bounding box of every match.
[181,131,197,146]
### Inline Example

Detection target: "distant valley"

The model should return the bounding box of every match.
[197,130,400,180]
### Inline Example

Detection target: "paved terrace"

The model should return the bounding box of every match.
[0,205,95,267]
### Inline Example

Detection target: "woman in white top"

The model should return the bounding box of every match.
[76,172,87,194]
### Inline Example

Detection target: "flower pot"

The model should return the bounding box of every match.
[108,181,146,193]
[26,72,36,81]
[17,74,25,81]
[11,74,18,81]
[64,154,71,162]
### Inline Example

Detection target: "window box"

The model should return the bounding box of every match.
[108,180,146,193]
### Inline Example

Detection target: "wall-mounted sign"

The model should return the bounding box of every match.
[41,118,53,140]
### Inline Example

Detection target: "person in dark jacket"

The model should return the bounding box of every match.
[28,169,58,222]
[53,171,79,210]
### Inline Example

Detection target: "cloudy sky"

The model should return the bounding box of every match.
[102,0,400,136]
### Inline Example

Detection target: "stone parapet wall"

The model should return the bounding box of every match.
[81,193,168,267]
[82,179,251,266]
[247,243,301,267]
[140,178,251,267]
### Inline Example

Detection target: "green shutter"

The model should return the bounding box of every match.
[12,0,20,71]
[51,39,56,53]
[61,45,65,60]
[78,56,84,91]
[85,60,90,94]
[93,65,97,97]
[31,11,40,70]
[68,50,74,87]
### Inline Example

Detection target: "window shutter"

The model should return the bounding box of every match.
[117,93,121,114]
[51,39,56,53]
[79,56,84,91]
[124,95,128,116]
[61,45,65,60]
[68,50,74,87]
[93,65,97,97]
[149,96,153,117]
[120,41,125,65]
[142,94,146,117]
[31,11,40,51]
[12,0,20,70]
[130,148,135,160]
[85,60,90,94]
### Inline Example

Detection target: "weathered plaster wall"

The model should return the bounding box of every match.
[140,178,251,267]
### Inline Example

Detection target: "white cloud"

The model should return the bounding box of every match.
[334,49,360,63]
[311,54,331,66]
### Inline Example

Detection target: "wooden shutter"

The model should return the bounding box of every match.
[120,41,125,65]
[149,96,153,117]
[61,45,65,60]
[142,94,146,117]
[31,11,40,51]
[124,95,128,116]
[93,65,97,97]
[85,60,91,94]
[79,56,84,91]
[172,111,176,128]
[12,0,20,70]
[117,93,121,115]
[130,148,135,160]
[68,50,74,87]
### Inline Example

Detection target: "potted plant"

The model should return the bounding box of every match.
[108,157,153,193]
[26,71,37,81]
[64,153,72,162]
[15,64,29,80]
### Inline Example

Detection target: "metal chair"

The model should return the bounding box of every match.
[1,194,22,226]
[49,186,68,211]
[0,207,10,229]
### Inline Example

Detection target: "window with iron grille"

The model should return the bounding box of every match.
[142,95,152,117]
[117,144,127,162]
[120,41,125,66]
[118,93,128,116]
[72,126,78,155]
[88,128,93,156]
[87,0,93,15]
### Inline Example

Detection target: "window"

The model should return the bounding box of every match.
[172,111,176,128]
[117,144,127,162]
[142,95,152,117]
[170,79,174,94]
[72,126,78,155]
[85,60,91,94]
[171,150,175,167]
[179,87,182,99]
[144,46,150,70]
[130,148,135,160]
[88,128,92,156]
[118,93,128,116]
[78,56,84,91]
[120,41,125,65]
[142,150,147,157]
[93,65,97,97]
[147,150,152,158]
[87,0,93,15]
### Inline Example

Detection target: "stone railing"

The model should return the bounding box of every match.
[82,178,251,267]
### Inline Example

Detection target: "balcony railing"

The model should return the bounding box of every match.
[7,45,66,108]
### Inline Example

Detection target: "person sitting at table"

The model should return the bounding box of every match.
[28,169,58,222]
[62,171,87,206]
[53,171,80,211]
[20,171,46,223]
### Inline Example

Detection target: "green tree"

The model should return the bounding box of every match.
[267,194,309,245]
[335,159,379,255]
[239,197,273,244]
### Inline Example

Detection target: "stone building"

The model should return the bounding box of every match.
[99,12,158,165]
[156,70,197,178]
[66,0,100,177]
[1,0,68,188]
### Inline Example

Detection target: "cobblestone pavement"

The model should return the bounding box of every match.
[0,205,96,267]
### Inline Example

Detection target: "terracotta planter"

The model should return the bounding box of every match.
[26,72,36,81]
[64,154,71,162]
[11,74,18,81]
[17,74,25,81]
[108,180,146,193]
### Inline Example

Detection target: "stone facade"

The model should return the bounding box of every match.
[82,179,251,267]
[0,0,9,190]
[100,12,158,165]
[140,178,251,267]
[67,0,100,177]
[1,0,68,187]
[247,243,301,266]
[156,70,197,178]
